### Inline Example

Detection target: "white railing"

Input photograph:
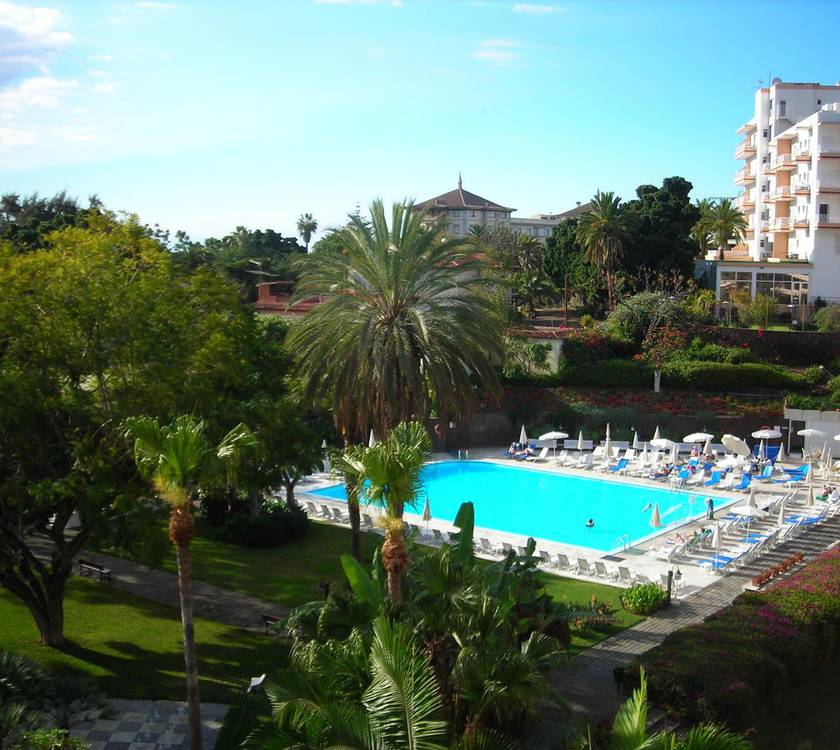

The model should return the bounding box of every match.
[735,167,755,182]
[793,140,811,158]
[817,213,834,225]
[734,138,756,156]
[772,186,793,199]
[773,217,791,230]
[818,141,840,155]
[771,154,794,169]
[760,220,770,231]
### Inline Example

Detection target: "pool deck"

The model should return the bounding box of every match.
[299,447,812,599]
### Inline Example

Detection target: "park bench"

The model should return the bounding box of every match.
[262,613,282,635]
[78,558,112,582]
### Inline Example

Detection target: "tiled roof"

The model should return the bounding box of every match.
[416,180,514,212]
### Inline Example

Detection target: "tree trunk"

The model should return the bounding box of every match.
[284,480,298,509]
[654,369,661,393]
[348,496,362,561]
[381,528,409,603]
[171,511,203,750]
[606,271,614,311]
[246,488,262,520]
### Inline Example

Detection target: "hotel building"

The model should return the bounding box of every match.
[720,79,840,306]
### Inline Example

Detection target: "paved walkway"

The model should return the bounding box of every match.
[70,699,228,750]
[30,537,288,631]
[528,513,840,748]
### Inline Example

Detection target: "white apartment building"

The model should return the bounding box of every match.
[720,79,840,306]
[416,177,589,242]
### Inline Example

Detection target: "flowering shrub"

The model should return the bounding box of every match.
[620,582,669,615]
[562,329,634,365]
[751,552,805,588]
[640,549,840,730]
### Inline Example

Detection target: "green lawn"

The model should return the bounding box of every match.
[105,519,642,652]
[0,577,288,703]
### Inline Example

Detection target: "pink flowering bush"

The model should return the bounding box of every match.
[638,549,840,730]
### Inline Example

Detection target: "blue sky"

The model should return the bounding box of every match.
[3,0,840,241]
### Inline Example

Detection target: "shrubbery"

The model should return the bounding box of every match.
[679,337,756,364]
[813,304,840,332]
[605,291,688,342]
[620,582,669,615]
[210,502,308,548]
[640,548,840,730]
[557,358,651,388]
[661,360,817,391]
[561,328,635,365]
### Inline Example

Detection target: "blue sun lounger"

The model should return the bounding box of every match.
[704,470,722,487]
[609,458,630,473]
[732,474,752,491]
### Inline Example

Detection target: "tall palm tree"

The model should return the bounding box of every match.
[288,199,503,442]
[574,670,750,750]
[690,197,715,257]
[575,191,627,311]
[358,421,431,602]
[123,415,255,750]
[703,198,748,257]
[297,213,318,252]
[330,444,367,561]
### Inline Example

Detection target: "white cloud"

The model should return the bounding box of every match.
[92,53,114,62]
[513,3,559,14]
[92,81,117,93]
[472,38,522,64]
[88,69,110,78]
[0,1,73,83]
[0,75,76,112]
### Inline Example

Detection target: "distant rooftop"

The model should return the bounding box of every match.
[534,201,593,221]
[416,175,514,213]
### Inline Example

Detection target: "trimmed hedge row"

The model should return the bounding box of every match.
[640,548,840,730]
[504,359,820,393]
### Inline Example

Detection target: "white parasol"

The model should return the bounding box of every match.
[368,430,377,448]
[776,442,785,464]
[653,425,661,442]
[577,430,584,451]
[711,523,722,568]
[603,433,612,461]
[670,442,679,464]
[730,487,768,536]
[752,428,782,440]
[422,497,432,534]
[519,425,528,446]
[606,422,611,440]
[539,431,568,460]
[321,439,330,473]
[684,432,714,443]
[703,437,712,456]
[632,431,639,450]
[722,434,750,457]
[651,438,675,450]
[758,439,766,461]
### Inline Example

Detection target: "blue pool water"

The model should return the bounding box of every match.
[309,460,729,552]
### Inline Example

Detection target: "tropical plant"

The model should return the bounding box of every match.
[619,582,670,615]
[813,304,840,332]
[690,197,715,256]
[576,191,627,311]
[288,199,503,441]
[746,293,778,329]
[123,415,256,750]
[638,325,688,394]
[354,421,432,602]
[330,444,368,561]
[296,212,318,252]
[574,669,750,749]
[694,199,748,257]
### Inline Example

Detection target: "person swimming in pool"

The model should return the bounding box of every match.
[585,518,595,528]
[642,503,652,512]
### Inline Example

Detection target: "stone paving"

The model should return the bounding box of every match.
[70,700,228,750]
[527,513,840,748]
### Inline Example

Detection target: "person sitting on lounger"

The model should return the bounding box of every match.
[830,488,840,503]
[691,446,700,458]
[650,462,673,479]
[585,518,595,528]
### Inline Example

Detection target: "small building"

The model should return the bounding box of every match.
[254,281,323,318]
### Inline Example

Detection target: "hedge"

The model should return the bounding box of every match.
[505,359,819,393]
[640,548,840,730]
[785,393,840,411]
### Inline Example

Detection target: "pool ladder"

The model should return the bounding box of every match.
[457,450,470,461]
[614,534,631,552]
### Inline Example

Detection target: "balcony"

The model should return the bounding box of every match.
[794,143,811,161]
[794,181,811,195]
[759,220,771,232]
[816,180,840,193]
[772,217,792,232]
[734,192,755,210]
[736,121,757,136]
[735,167,756,185]
[734,138,757,159]
[767,186,794,202]
[794,215,810,229]
[766,154,795,172]
[817,141,840,157]
[817,213,840,228]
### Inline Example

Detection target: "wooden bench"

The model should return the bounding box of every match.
[262,613,282,635]
[78,558,112,582]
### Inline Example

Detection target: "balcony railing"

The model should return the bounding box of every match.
[771,186,793,200]
[769,154,794,170]
[793,180,811,193]
[793,143,811,160]
[818,141,840,156]
[817,213,837,226]
[735,167,756,183]
[734,138,757,158]
[773,217,791,231]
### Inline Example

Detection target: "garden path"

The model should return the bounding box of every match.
[530,514,840,748]
[28,536,289,632]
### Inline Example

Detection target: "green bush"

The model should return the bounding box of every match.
[641,548,840,730]
[680,337,756,364]
[561,329,635,365]
[813,304,840,332]
[746,293,778,328]
[605,291,688,342]
[13,729,88,750]
[785,392,840,411]
[620,582,669,615]
[661,360,814,391]
[557,358,651,388]
[212,503,308,548]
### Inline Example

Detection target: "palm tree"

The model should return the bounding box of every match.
[575,191,627,311]
[123,415,255,750]
[296,213,318,252]
[330,444,367,561]
[691,198,715,257]
[358,421,431,602]
[575,669,750,750]
[288,199,503,442]
[703,198,748,257]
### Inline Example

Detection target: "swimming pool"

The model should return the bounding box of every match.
[308,460,728,552]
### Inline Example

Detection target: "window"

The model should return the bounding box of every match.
[818,99,822,106]
[778,100,786,117]
[719,271,753,301]
[755,272,809,304]
[451,224,461,234]
[470,210,476,217]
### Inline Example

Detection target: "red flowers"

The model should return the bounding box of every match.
[751,552,805,588]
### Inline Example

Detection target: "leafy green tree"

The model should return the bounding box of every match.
[0,192,96,253]
[576,191,627,311]
[296,212,318,252]
[0,215,286,646]
[639,325,688,393]
[123,415,255,750]
[288,199,503,441]
[621,177,701,281]
[691,197,715,256]
[747,293,777,328]
[814,304,840,332]
[574,670,750,750]
[606,291,688,343]
[502,337,551,377]
[544,218,607,313]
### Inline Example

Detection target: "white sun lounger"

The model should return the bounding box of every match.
[594,561,618,580]
[555,553,573,571]
[576,558,595,576]
[617,566,636,585]
[526,446,550,463]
